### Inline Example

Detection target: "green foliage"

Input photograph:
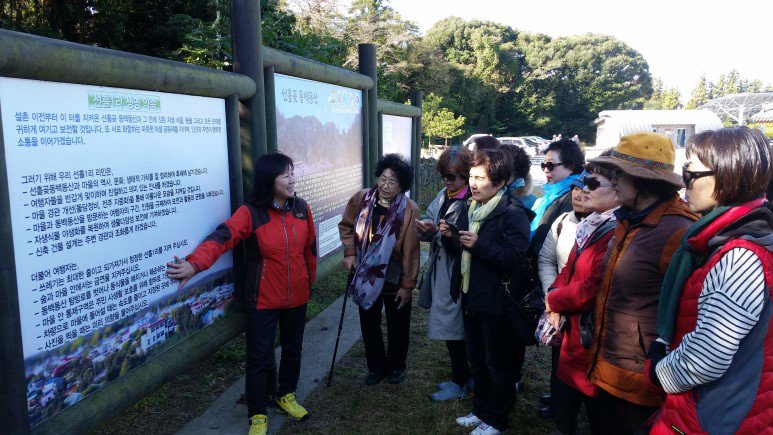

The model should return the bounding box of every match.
[645,77,682,110]
[424,108,465,145]
[685,74,711,109]
[686,69,772,109]
[342,0,420,102]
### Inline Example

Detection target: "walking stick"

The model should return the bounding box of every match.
[327,270,354,387]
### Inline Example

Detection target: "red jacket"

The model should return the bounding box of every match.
[651,202,772,435]
[547,226,614,397]
[187,197,317,310]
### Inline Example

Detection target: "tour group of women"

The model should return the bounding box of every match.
[166,126,772,435]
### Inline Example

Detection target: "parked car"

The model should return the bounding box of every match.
[497,137,537,157]
[462,133,494,150]
[522,136,552,154]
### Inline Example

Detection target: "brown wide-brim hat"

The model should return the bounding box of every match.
[588,132,684,187]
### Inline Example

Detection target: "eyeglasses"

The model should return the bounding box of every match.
[540,162,565,171]
[681,163,715,188]
[378,176,399,189]
[441,173,460,182]
[583,177,615,191]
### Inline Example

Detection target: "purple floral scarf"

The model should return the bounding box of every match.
[347,186,407,310]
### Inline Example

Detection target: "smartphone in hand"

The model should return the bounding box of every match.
[445,221,461,241]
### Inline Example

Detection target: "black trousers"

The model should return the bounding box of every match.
[549,343,560,398]
[245,304,307,416]
[464,311,516,431]
[553,378,602,435]
[513,344,525,383]
[358,293,411,374]
[446,339,471,387]
[596,390,659,435]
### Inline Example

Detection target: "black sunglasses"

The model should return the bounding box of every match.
[540,162,565,171]
[584,177,615,191]
[681,163,715,187]
[441,173,460,182]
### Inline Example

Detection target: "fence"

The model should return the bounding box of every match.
[0,2,421,433]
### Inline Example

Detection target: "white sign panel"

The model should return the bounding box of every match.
[274,74,363,259]
[0,77,234,425]
[382,114,413,161]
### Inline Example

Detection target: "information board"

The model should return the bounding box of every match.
[382,114,413,160]
[0,77,234,426]
[274,74,363,260]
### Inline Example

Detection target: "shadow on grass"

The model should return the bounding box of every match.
[281,290,556,435]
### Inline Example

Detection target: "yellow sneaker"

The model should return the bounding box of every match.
[248,414,267,435]
[275,392,309,421]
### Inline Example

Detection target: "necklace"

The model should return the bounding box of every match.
[378,197,392,207]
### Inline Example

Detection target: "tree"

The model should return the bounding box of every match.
[418,92,443,145]
[715,69,741,97]
[686,74,711,109]
[645,78,681,109]
[423,18,522,134]
[661,88,682,110]
[424,108,465,145]
[284,0,348,66]
[343,0,420,101]
[516,33,652,138]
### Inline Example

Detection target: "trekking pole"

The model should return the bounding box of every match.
[327,270,354,387]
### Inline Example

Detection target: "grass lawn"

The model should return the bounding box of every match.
[281,289,556,435]
[94,268,350,434]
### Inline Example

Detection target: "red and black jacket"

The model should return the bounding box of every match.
[187,196,317,310]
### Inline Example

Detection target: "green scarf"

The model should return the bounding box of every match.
[657,205,731,342]
[461,188,505,293]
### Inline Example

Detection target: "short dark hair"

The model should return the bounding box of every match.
[546,138,585,174]
[471,135,501,151]
[250,152,294,207]
[436,146,472,180]
[687,126,772,204]
[470,149,510,186]
[498,144,531,180]
[586,148,617,180]
[375,153,413,192]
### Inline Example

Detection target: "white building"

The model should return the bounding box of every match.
[140,318,167,353]
[594,110,723,148]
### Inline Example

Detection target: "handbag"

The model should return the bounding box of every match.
[579,310,594,348]
[495,203,545,346]
[502,260,545,347]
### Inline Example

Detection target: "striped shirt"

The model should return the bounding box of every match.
[656,247,766,394]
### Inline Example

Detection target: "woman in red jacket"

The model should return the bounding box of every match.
[647,127,772,434]
[545,159,620,435]
[166,153,317,435]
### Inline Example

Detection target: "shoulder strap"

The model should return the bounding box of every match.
[556,213,569,239]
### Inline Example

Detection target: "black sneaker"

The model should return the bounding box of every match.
[365,371,384,386]
[388,370,405,384]
[540,393,552,406]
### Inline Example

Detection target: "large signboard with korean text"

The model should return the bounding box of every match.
[0,77,234,426]
[274,74,363,260]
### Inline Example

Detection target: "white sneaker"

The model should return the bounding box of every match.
[470,422,502,435]
[456,413,482,427]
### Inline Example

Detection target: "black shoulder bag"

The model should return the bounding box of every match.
[498,205,545,346]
